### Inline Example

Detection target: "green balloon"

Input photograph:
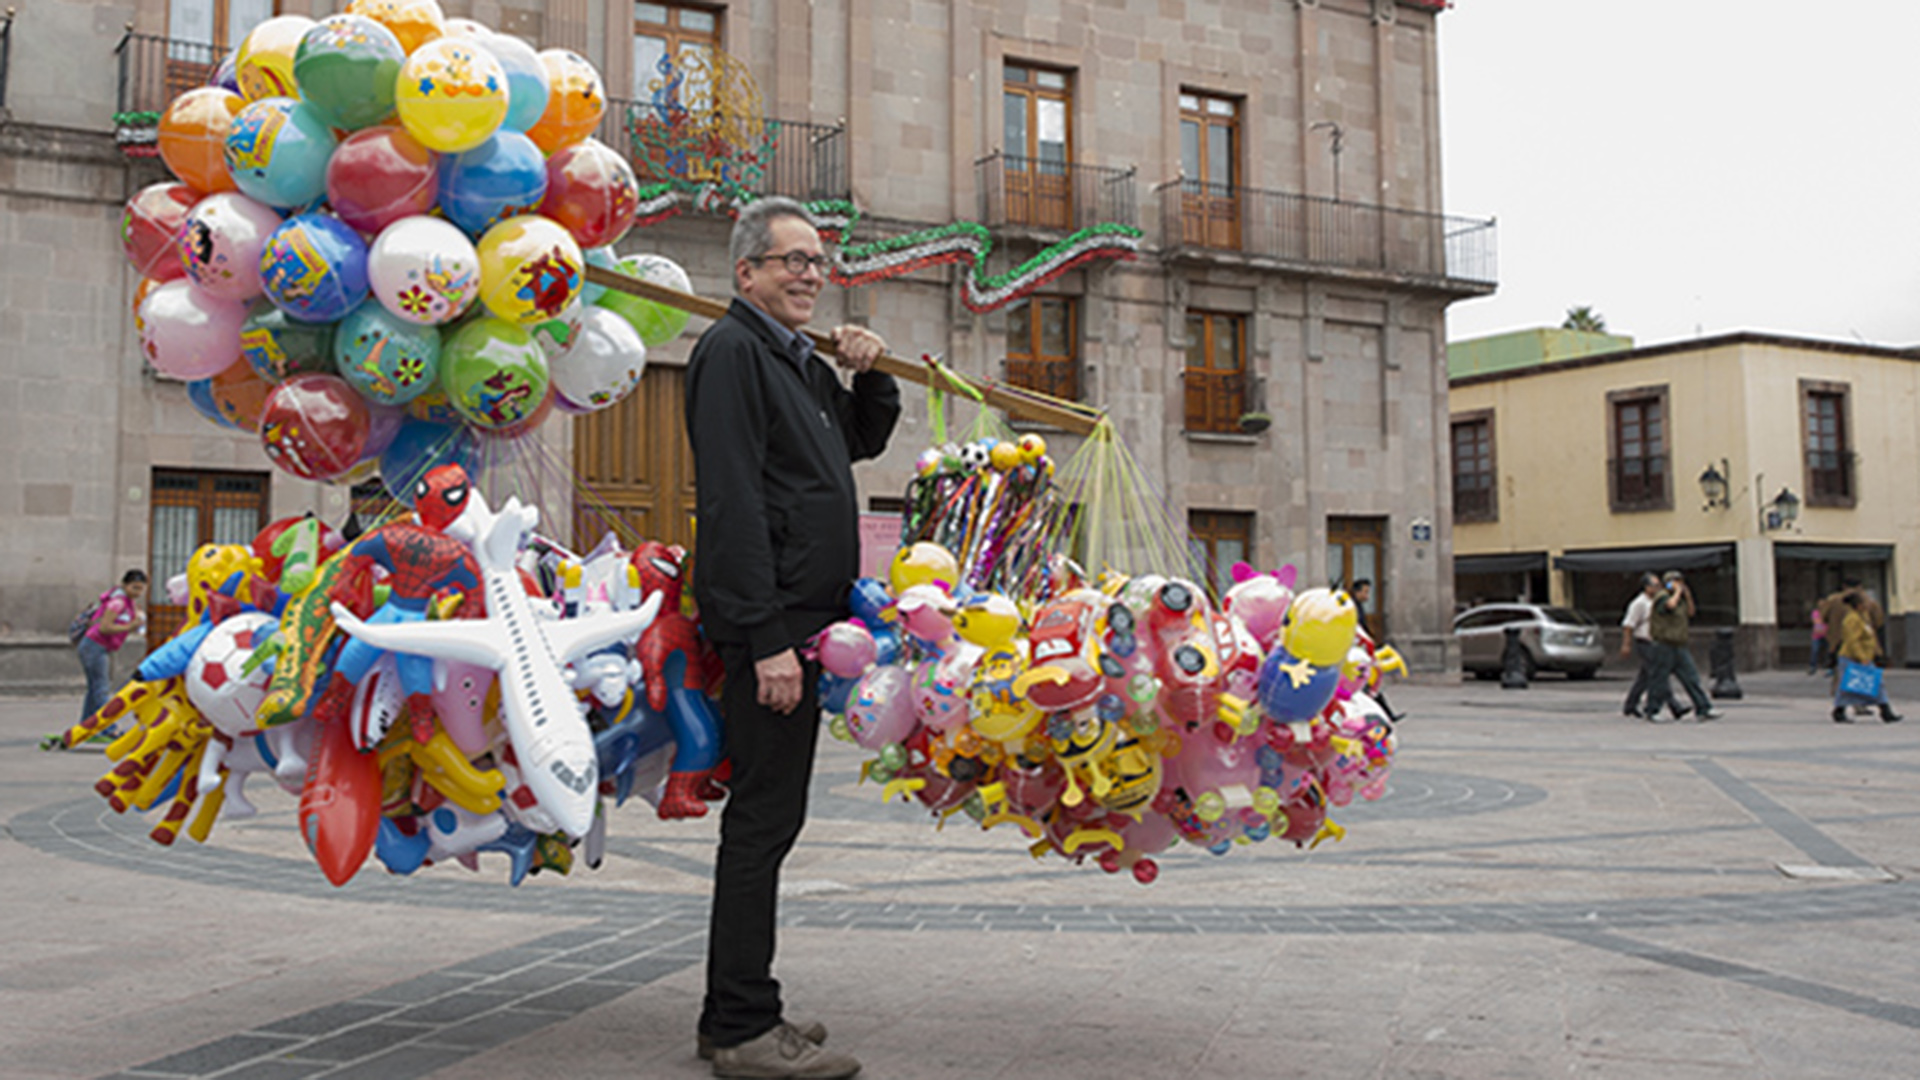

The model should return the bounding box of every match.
[596,253,693,348]
[440,317,550,432]
[240,299,335,382]
[293,15,405,131]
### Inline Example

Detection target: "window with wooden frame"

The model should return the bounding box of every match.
[1002,64,1074,228]
[1184,310,1246,434]
[1004,296,1078,402]
[147,468,270,647]
[165,0,275,98]
[1800,379,1855,507]
[632,2,721,98]
[1451,409,1497,523]
[1189,510,1254,600]
[1178,91,1240,248]
[1606,386,1670,512]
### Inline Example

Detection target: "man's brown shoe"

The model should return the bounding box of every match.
[710,1022,857,1079]
[699,1021,829,1063]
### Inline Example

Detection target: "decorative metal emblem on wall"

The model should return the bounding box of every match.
[628,46,776,212]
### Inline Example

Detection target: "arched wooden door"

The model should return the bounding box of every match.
[573,365,697,554]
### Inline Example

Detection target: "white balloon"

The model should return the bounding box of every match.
[551,305,648,413]
[367,215,482,327]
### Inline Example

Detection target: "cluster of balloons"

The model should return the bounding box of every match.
[124,0,694,492]
[62,465,735,887]
[812,543,1401,884]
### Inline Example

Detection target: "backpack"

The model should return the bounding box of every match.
[66,593,108,646]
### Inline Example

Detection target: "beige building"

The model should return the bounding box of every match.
[1449,331,1920,668]
[0,0,1494,690]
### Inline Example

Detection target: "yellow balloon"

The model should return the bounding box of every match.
[890,542,959,594]
[394,37,507,152]
[347,0,446,56]
[952,592,1023,651]
[1281,587,1360,667]
[476,215,586,326]
[235,16,315,102]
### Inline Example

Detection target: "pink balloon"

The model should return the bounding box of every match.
[813,620,877,679]
[912,646,977,734]
[846,665,917,750]
[1224,573,1294,651]
[430,659,496,758]
[140,280,248,379]
[1163,730,1260,803]
[179,192,283,301]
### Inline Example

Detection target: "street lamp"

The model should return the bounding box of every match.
[1697,458,1730,510]
[1761,486,1801,531]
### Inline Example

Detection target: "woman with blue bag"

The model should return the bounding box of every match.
[1833,592,1902,724]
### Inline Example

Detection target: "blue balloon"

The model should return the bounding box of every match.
[225,98,338,210]
[333,301,442,406]
[185,377,238,428]
[1256,647,1342,723]
[483,33,551,134]
[819,672,856,714]
[581,246,619,305]
[379,417,478,501]
[871,625,903,668]
[437,131,548,236]
[849,577,893,628]
[260,213,369,322]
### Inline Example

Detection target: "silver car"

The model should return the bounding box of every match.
[1454,603,1605,680]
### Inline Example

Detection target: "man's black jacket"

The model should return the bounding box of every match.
[685,298,901,660]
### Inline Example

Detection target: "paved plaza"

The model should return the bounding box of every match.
[5,667,1920,1079]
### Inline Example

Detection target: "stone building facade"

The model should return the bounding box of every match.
[0,0,1492,690]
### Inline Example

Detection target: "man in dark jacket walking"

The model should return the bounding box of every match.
[685,196,899,1079]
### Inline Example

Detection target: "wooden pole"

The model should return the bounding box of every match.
[583,264,1103,436]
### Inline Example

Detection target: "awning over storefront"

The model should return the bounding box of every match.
[1454,552,1549,575]
[1773,543,1894,564]
[1552,544,1734,573]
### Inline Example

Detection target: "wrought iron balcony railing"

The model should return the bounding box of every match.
[1159,179,1497,287]
[976,153,1137,233]
[601,97,848,205]
[117,31,229,119]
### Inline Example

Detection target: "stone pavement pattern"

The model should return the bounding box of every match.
[4,669,1920,1078]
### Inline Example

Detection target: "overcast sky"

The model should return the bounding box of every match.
[1437,1,1920,350]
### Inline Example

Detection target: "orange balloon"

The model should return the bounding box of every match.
[158,87,243,194]
[209,357,275,432]
[131,277,162,322]
[346,0,446,56]
[524,49,606,154]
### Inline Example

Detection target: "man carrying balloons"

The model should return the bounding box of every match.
[685,197,899,1079]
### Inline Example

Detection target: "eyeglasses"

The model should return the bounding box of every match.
[749,250,833,276]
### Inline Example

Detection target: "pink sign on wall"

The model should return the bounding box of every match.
[859,513,902,579]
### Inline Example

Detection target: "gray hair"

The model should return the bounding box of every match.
[729,197,819,268]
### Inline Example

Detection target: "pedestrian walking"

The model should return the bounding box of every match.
[73,570,148,738]
[1831,592,1902,724]
[1619,573,1662,718]
[684,196,900,1079]
[1348,579,1404,722]
[1643,570,1721,722]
